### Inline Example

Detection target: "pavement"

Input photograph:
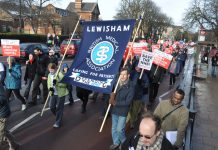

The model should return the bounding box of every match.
[191,61,218,150]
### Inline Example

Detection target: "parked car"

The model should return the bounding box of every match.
[60,39,81,57]
[20,43,60,60]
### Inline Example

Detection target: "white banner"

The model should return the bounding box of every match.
[138,51,154,70]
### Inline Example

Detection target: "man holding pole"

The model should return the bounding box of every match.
[109,67,135,150]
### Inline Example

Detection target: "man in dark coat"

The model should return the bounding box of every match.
[122,112,174,150]
[29,48,49,105]
[109,67,135,150]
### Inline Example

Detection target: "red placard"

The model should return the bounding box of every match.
[1,39,20,57]
[152,44,160,52]
[153,49,173,69]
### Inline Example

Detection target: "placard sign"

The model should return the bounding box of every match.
[1,39,20,57]
[138,51,154,70]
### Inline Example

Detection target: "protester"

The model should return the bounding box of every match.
[76,87,92,113]
[4,57,27,111]
[211,52,218,77]
[154,89,189,149]
[122,112,174,150]
[23,54,37,101]
[47,63,69,128]
[61,63,74,105]
[169,57,177,86]
[48,49,58,66]
[0,62,6,85]
[29,48,49,105]
[0,83,20,150]
[109,67,135,150]
[149,64,165,105]
[127,62,150,128]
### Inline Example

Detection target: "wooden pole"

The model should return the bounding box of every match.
[99,12,145,132]
[40,16,81,117]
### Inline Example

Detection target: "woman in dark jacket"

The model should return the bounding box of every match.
[4,57,26,111]
[23,53,37,100]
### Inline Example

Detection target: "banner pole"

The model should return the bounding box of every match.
[99,12,144,133]
[139,69,144,79]
[40,16,81,117]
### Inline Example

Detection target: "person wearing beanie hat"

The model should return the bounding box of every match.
[47,63,69,128]
[62,63,74,105]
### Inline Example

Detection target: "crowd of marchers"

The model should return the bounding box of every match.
[0,41,218,150]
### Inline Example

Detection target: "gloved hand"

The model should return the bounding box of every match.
[49,87,54,96]
[109,92,116,106]
[49,87,54,92]
[53,79,57,86]
[9,69,12,73]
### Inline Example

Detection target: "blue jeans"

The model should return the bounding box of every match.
[111,114,127,145]
[49,95,66,126]
[211,66,216,77]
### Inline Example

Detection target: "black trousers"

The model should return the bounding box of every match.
[77,90,89,109]
[149,83,160,103]
[32,74,48,103]
[170,73,176,85]
[5,89,26,104]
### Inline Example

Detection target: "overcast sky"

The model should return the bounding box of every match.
[53,0,192,26]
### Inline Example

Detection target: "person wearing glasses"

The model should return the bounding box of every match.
[154,89,189,149]
[121,112,174,150]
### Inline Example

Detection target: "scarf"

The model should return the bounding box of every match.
[136,131,164,150]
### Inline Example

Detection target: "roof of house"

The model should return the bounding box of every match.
[67,2,98,12]
[0,1,30,17]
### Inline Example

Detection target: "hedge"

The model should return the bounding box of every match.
[0,33,69,44]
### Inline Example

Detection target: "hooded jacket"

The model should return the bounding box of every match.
[0,84,11,118]
[5,63,22,89]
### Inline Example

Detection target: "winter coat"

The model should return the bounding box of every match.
[0,63,6,84]
[24,59,37,81]
[149,64,165,84]
[154,100,189,147]
[211,56,218,66]
[5,63,22,89]
[47,71,69,98]
[169,61,177,74]
[0,84,10,118]
[49,55,58,66]
[35,54,49,76]
[121,131,174,150]
[130,70,149,102]
[111,80,135,117]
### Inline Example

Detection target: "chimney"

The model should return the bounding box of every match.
[75,0,82,12]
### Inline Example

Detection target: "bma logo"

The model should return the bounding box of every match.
[91,41,114,66]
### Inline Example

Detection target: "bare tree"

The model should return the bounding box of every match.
[22,0,59,34]
[114,0,172,40]
[184,0,218,41]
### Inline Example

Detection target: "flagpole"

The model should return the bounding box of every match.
[99,12,144,133]
[40,16,82,117]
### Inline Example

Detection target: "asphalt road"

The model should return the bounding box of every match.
[0,55,178,150]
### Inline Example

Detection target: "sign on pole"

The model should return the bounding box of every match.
[1,39,20,57]
[153,49,173,69]
[138,51,154,70]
